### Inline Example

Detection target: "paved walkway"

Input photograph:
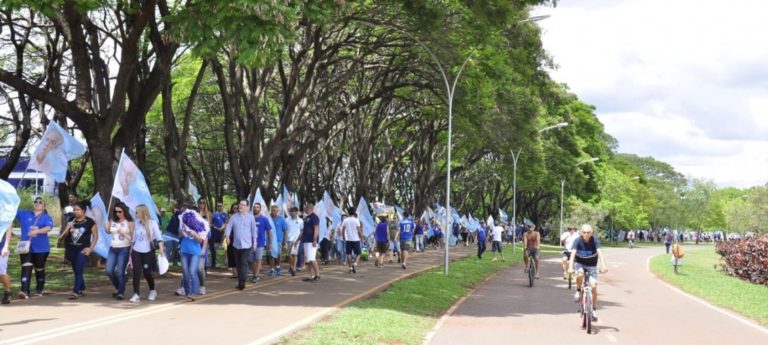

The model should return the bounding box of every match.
[0,245,474,345]
[426,247,768,344]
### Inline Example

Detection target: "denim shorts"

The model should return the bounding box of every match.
[574,262,599,284]
[248,247,265,263]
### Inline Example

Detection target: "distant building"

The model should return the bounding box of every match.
[0,156,56,195]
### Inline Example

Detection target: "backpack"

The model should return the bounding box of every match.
[672,243,684,258]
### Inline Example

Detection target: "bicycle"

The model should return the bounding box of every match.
[526,249,536,288]
[577,269,596,334]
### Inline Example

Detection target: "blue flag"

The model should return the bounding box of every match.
[27,121,87,182]
[188,180,201,203]
[0,179,21,239]
[499,209,509,222]
[111,150,159,221]
[85,193,110,259]
[314,200,328,241]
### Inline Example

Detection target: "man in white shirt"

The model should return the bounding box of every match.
[492,224,505,261]
[285,207,304,276]
[561,226,580,279]
[341,208,363,274]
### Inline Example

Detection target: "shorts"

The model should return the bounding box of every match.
[288,241,297,256]
[400,239,412,252]
[562,251,572,259]
[574,262,599,284]
[389,240,400,253]
[376,241,389,254]
[248,247,265,263]
[345,241,361,256]
[527,248,540,257]
[303,242,318,263]
[492,241,502,253]
[0,254,8,275]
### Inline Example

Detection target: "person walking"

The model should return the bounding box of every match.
[211,202,228,269]
[223,200,258,290]
[61,200,98,300]
[298,204,320,282]
[414,219,425,253]
[250,203,272,282]
[179,207,208,301]
[374,215,389,267]
[476,224,487,259]
[225,203,239,278]
[269,205,288,276]
[491,222,504,262]
[14,197,54,299]
[398,212,415,269]
[129,204,164,303]
[104,202,134,300]
[1,225,13,304]
[341,208,362,273]
[285,207,303,276]
[388,216,400,264]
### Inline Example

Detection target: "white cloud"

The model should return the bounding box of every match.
[536,0,768,188]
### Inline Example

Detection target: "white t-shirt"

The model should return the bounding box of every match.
[492,226,503,241]
[342,217,362,242]
[132,219,163,253]
[561,231,580,252]
[109,220,132,248]
[286,216,303,242]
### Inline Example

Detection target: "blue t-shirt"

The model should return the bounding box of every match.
[375,223,388,242]
[180,232,202,256]
[477,228,487,242]
[398,218,415,241]
[16,210,53,253]
[271,215,287,245]
[414,224,424,235]
[212,212,228,229]
[573,236,601,266]
[254,215,272,248]
[301,214,319,243]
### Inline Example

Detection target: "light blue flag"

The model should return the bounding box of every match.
[394,205,405,220]
[322,191,341,229]
[85,193,110,259]
[314,200,328,241]
[27,121,87,182]
[356,197,375,237]
[275,193,285,215]
[111,150,159,221]
[0,179,21,239]
[499,209,509,222]
[420,210,430,223]
[188,180,201,203]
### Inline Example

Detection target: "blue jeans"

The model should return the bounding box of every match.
[105,247,130,295]
[71,251,88,293]
[181,253,199,297]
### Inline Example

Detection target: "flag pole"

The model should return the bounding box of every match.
[105,148,125,218]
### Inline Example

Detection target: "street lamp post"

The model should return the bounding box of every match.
[561,157,600,238]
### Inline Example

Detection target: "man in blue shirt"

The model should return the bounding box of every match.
[210,203,228,269]
[477,224,487,259]
[374,215,389,267]
[414,220,425,252]
[298,204,320,282]
[398,212,415,270]
[223,200,257,290]
[250,203,272,283]
[269,205,288,276]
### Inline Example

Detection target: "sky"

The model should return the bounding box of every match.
[533,0,768,188]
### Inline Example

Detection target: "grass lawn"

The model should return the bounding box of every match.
[283,243,561,345]
[650,248,768,327]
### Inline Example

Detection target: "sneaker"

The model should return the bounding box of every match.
[112,292,118,298]
[312,275,321,282]
[186,295,196,302]
[2,291,10,304]
[116,294,124,301]
[348,268,353,274]
[175,287,185,296]
[302,277,313,282]
[17,291,29,300]
[591,310,598,322]
[268,269,275,277]
[289,268,296,276]
[352,265,357,274]
[251,275,260,283]
[573,291,580,303]
[199,287,206,295]
[148,290,158,301]
[236,285,245,291]
[34,291,44,297]
[275,267,282,276]
[401,263,406,270]
[129,294,141,303]
[563,272,568,280]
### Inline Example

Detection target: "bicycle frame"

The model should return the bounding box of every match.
[579,269,595,334]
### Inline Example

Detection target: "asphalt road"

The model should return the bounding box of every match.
[426,246,768,345]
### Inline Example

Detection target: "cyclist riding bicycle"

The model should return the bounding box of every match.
[568,224,607,322]
[523,224,541,279]
[560,226,580,279]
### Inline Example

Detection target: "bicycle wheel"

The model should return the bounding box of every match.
[528,258,535,287]
[585,290,593,334]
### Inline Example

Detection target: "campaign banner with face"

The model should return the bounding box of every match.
[27,121,87,182]
[0,179,21,239]
[111,150,159,221]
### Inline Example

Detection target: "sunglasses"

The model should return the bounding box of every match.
[34,200,45,204]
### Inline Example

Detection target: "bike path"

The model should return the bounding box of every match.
[426,247,768,345]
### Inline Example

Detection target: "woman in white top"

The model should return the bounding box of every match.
[103,202,134,300]
[129,205,164,303]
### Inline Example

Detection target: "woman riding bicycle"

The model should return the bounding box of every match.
[568,224,608,322]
